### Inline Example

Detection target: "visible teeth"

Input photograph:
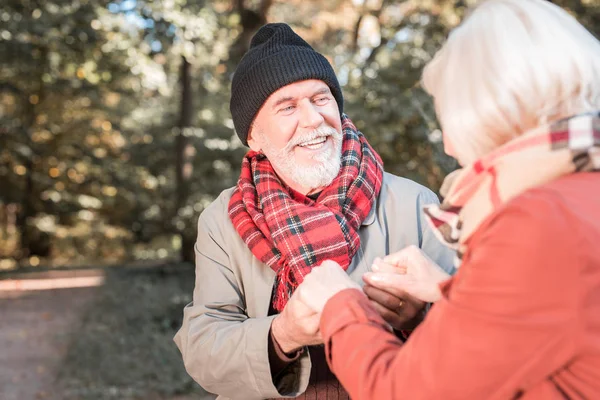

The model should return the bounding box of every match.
[299,137,326,147]
[304,142,325,150]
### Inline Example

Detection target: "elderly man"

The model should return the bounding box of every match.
[174,23,454,399]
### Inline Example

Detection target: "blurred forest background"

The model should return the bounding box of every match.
[1,0,599,269]
[1,1,599,399]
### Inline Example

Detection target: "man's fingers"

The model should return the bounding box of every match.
[294,285,323,315]
[368,299,420,331]
[368,301,403,326]
[363,284,406,311]
[305,313,322,335]
[365,284,422,314]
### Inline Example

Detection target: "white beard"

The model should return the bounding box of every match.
[257,125,343,191]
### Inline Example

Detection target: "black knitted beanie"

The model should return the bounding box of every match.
[230,23,344,146]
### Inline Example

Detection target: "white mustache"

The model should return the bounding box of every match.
[287,126,339,150]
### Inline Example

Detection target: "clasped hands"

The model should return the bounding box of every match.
[271,245,451,354]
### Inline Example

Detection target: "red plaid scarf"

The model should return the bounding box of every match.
[424,111,600,267]
[228,115,383,312]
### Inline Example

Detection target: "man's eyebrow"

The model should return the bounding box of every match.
[271,96,295,110]
[312,87,331,97]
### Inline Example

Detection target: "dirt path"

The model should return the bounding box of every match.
[0,268,204,400]
[0,276,101,400]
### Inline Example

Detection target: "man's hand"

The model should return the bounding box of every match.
[273,260,362,353]
[295,260,361,313]
[363,282,426,331]
[362,258,424,330]
[271,286,323,354]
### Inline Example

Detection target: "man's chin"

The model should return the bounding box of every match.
[296,160,326,169]
[301,150,338,166]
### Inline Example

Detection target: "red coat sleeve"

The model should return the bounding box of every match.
[320,190,581,400]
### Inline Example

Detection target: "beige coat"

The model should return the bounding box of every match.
[174,172,455,400]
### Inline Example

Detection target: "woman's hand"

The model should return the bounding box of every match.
[363,245,451,303]
[296,260,361,313]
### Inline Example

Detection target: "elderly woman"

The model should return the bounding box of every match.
[293,0,600,398]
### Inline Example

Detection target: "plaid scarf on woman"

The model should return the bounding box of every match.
[228,115,383,312]
[424,111,600,267]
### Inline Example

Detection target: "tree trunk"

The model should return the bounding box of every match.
[228,0,273,67]
[16,47,47,266]
[15,157,34,263]
[175,56,195,263]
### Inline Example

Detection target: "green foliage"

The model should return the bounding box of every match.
[1,0,597,268]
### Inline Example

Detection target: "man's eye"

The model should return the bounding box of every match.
[315,97,330,105]
[280,106,295,113]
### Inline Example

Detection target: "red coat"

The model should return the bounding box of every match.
[321,173,600,399]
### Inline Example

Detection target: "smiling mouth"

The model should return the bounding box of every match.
[297,136,328,150]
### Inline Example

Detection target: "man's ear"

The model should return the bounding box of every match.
[247,125,262,152]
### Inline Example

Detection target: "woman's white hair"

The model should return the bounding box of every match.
[422,0,600,165]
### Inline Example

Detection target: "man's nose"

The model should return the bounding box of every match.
[298,99,325,130]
